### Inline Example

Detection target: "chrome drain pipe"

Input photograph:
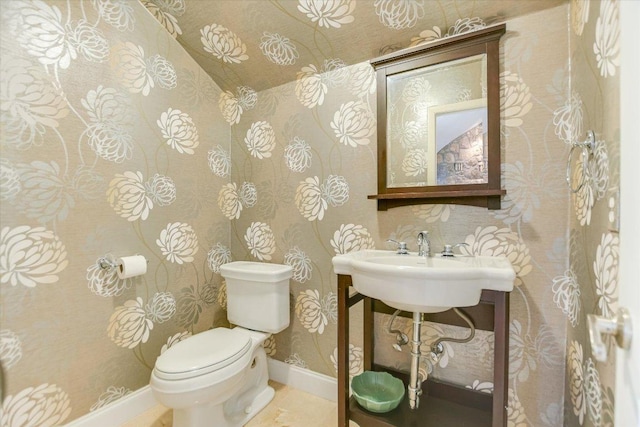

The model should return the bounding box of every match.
[408,311,425,409]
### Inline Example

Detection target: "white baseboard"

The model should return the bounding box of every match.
[64,385,157,427]
[65,360,336,426]
[267,358,337,402]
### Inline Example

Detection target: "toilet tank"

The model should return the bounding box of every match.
[220,261,292,334]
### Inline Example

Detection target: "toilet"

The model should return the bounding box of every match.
[150,261,292,427]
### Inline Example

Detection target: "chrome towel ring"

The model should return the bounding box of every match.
[566,130,595,194]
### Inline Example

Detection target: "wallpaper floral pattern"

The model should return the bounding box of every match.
[561,0,621,426]
[0,1,622,426]
[0,0,229,424]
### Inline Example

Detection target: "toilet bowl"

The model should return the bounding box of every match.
[150,261,292,427]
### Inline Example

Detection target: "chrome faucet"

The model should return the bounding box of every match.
[417,231,430,257]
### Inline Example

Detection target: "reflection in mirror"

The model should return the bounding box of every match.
[386,54,487,188]
[369,23,506,210]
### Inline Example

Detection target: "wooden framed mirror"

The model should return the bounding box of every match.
[369,24,506,210]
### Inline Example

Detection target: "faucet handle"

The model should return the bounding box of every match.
[441,243,469,257]
[386,239,409,255]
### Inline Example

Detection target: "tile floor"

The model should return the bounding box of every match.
[121,382,359,427]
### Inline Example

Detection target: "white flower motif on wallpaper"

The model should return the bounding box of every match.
[296,64,327,108]
[240,182,258,207]
[462,226,532,282]
[466,380,493,394]
[500,71,532,130]
[410,17,487,46]
[108,171,176,221]
[322,58,350,88]
[107,297,153,349]
[295,289,337,334]
[572,159,595,227]
[594,232,619,318]
[571,0,590,36]
[295,175,349,221]
[284,137,312,173]
[200,24,248,63]
[244,222,276,261]
[510,320,562,384]
[285,353,308,368]
[10,0,74,69]
[176,285,203,327]
[374,0,424,30]
[157,108,199,154]
[13,161,75,223]
[156,222,199,264]
[348,62,376,97]
[401,76,431,107]
[86,256,132,297]
[0,159,21,201]
[297,0,356,29]
[92,0,136,32]
[111,42,176,95]
[568,341,602,425]
[0,225,68,287]
[90,386,131,411]
[141,0,185,38]
[207,243,232,273]
[594,0,620,78]
[411,204,454,223]
[263,335,276,357]
[217,280,227,309]
[208,145,231,177]
[218,182,257,219]
[402,148,428,177]
[219,90,242,124]
[330,344,363,376]
[245,121,276,159]
[82,86,134,163]
[0,329,22,370]
[260,32,299,66]
[494,162,540,225]
[68,19,110,63]
[146,292,177,323]
[553,91,584,145]
[285,246,313,283]
[218,183,242,219]
[330,100,375,147]
[507,388,528,426]
[1,383,71,427]
[330,223,375,254]
[218,86,257,125]
[571,137,608,226]
[1,57,69,150]
[552,270,581,327]
[161,331,192,354]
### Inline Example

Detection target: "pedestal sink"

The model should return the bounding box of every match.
[332,249,516,313]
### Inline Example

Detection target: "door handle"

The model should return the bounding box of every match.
[587,308,633,362]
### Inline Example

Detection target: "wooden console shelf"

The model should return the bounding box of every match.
[337,274,509,427]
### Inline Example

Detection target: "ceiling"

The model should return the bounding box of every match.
[141,0,565,94]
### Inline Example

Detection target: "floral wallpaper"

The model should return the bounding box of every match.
[0,0,229,424]
[0,1,622,426]
[561,0,621,426]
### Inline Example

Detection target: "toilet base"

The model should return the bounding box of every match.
[172,385,274,427]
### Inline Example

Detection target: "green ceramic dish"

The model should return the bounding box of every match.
[351,371,405,413]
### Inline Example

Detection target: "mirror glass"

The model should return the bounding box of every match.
[386,54,487,188]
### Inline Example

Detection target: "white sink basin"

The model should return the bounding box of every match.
[332,250,516,313]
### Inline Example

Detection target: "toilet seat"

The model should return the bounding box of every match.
[154,328,252,381]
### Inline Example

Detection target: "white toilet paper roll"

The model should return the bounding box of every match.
[117,255,147,279]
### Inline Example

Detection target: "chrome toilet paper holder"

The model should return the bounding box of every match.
[97,254,148,271]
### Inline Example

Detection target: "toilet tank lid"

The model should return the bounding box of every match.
[220,261,292,282]
[153,328,251,380]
